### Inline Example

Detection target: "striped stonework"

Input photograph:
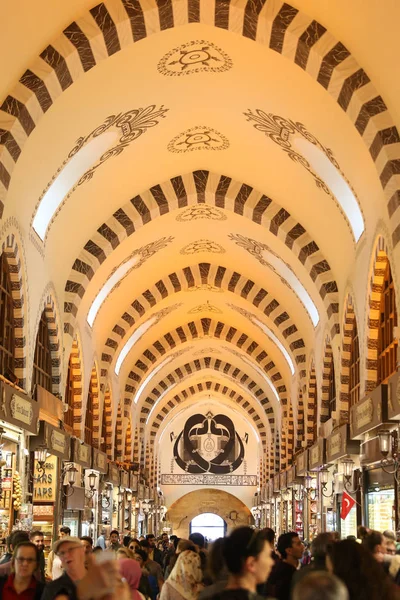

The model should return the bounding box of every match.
[89,365,100,447]
[339,296,358,422]
[0,235,26,388]
[139,356,276,445]
[39,296,61,395]
[1,2,399,244]
[296,386,305,449]
[64,171,338,341]
[321,337,334,423]
[124,318,288,410]
[366,237,393,392]
[69,337,83,436]
[102,388,113,459]
[100,262,306,394]
[146,380,269,450]
[306,364,317,446]
[133,427,140,468]
[114,402,123,461]
[124,419,132,463]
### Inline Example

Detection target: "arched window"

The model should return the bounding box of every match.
[378,262,398,384]
[32,311,52,393]
[349,319,360,406]
[328,361,336,418]
[64,355,74,428]
[0,254,15,379]
[85,379,94,446]
[100,402,107,454]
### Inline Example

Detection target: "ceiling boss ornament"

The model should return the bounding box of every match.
[176,206,227,222]
[180,239,226,255]
[168,126,229,153]
[157,40,233,76]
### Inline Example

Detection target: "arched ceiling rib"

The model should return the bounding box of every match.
[1,0,399,245]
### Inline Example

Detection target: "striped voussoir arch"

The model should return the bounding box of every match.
[135,355,279,470]
[102,387,113,459]
[88,365,100,446]
[100,262,306,391]
[366,236,392,392]
[64,169,338,340]
[306,363,317,446]
[340,296,358,423]
[1,234,26,388]
[321,336,334,423]
[146,381,276,479]
[1,2,399,243]
[38,295,61,395]
[124,317,288,407]
[296,386,305,450]
[68,337,83,436]
[124,418,132,462]
[114,401,123,461]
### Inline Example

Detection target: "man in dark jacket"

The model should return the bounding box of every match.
[29,530,46,582]
[40,536,86,600]
[264,532,304,600]
[291,532,336,592]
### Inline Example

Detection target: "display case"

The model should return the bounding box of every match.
[294,499,304,538]
[366,488,395,532]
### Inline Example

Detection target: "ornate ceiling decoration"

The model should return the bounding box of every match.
[157,40,233,76]
[167,126,229,153]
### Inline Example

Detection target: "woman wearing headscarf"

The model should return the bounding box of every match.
[119,558,149,600]
[160,550,203,600]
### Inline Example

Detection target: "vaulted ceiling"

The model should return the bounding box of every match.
[1,0,399,469]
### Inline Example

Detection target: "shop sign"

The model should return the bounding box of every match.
[130,473,138,492]
[326,424,360,461]
[350,384,389,439]
[138,484,145,499]
[31,422,70,460]
[92,449,108,474]
[121,471,129,488]
[296,450,308,476]
[279,471,287,490]
[0,382,39,434]
[72,439,91,469]
[308,439,326,471]
[144,486,150,499]
[33,454,57,502]
[107,463,120,486]
[287,466,295,487]
[33,504,54,520]
[387,371,400,420]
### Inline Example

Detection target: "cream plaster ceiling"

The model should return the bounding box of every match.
[1,0,398,449]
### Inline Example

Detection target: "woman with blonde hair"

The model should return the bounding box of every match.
[117,547,134,560]
[160,550,203,600]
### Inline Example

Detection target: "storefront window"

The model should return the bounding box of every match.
[378,262,398,384]
[64,355,74,428]
[85,379,94,446]
[367,488,395,532]
[349,319,360,406]
[32,310,53,393]
[0,253,15,380]
[328,361,336,418]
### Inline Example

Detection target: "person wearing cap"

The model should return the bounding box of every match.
[41,536,86,600]
[46,526,71,580]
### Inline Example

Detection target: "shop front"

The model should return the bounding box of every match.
[30,421,71,544]
[64,439,96,539]
[350,382,395,531]
[326,424,360,538]
[308,439,327,536]
[294,450,308,539]
[92,448,109,536]
[107,463,121,529]
[0,381,39,552]
[273,473,281,536]
[279,471,292,534]
[119,470,132,534]
[129,473,138,536]
[287,464,303,538]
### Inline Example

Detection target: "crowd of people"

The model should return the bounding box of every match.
[0,524,400,600]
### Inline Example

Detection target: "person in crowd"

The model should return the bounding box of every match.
[29,530,46,582]
[356,526,369,543]
[95,529,107,551]
[0,541,45,600]
[132,548,155,599]
[41,536,87,600]
[46,526,71,580]
[291,532,336,590]
[212,526,273,600]
[120,558,149,600]
[159,550,203,600]
[124,536,132,548]
[165,539,196,579]
[389,555,400,585]
[139,540,164,599]
[386,540,397,556]
[0,531,30,576]
[327,538,398,600]
[117,547,133,560]
[164,537,180,573]
[188,533,207,576]
[146,534,164,566]
[139,536,146,542]
[92,546,103,555]
[301,542,312,566]
[261,529,279,564]
[362,530,386,563]
[161,534,169,544]
[80,537,93,556]
[199,538,229,600]
[109,530,122,552]
[264,532,304,600]
[292,571,349,600]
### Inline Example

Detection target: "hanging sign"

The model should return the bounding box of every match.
[33,455,57,502]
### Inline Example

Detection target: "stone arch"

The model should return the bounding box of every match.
[65,334,83,436]
[305,359,317,446]
[65,171,338,342]
[114,401,123,461]
[124,418,132,463]
[166,489,252,538]
[365,235,398,392]
[32,290,62,396]
[85,363,100,445]
[0,232,27,388]
[340,295,359,422]
[321,336,335,423]
[296,385,305,450]
[99,262,305,393]
[1,1,399,245]
[102,386,113,459]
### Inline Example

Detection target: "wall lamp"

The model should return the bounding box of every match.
[101,483,112,508]
[85,471,97,499]
[342,458,361,493]
[319,468,334,498]
[34,445,48,476]
[62,464,78,497]
[294,474,317,501]
[378,429,400,483]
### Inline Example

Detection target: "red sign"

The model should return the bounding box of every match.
[340,490,356,520]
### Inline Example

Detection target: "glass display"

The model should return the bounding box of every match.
[367,489,395,532]
[295,500,304,539]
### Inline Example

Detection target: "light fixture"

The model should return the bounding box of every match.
[34,445,48,475]
[118,487,124,508]
[101,484,112,508]
[342,458,361,492]
[294,474,317,500]
[126,489,133,503]
[85,471,97,499]
[378,428,400,482]
[62,464,78,497]
[319,468,334,498]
